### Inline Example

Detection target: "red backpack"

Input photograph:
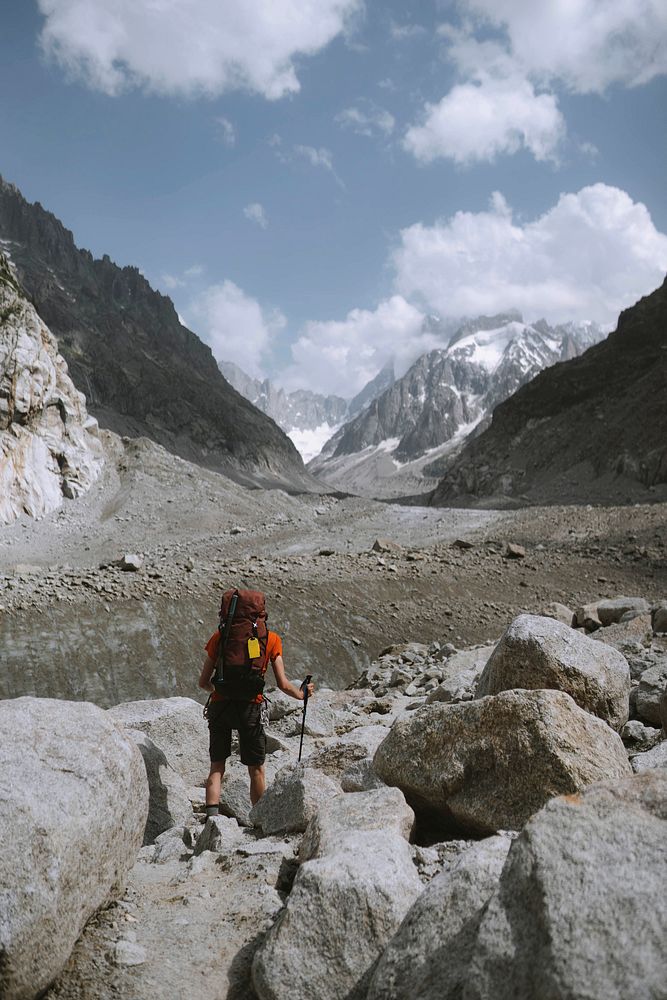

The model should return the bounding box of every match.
[213,589,268,700]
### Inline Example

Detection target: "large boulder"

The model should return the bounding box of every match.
[631,740,667,773]
[635,661,667,727]
[373,690,631,835]
[367,836,512,1000]
[249,763,340,835]
[477,614,630,730]
[126,729,193,844]
[465,772,667,1000]
[595,596,650,626]
[299,788,414,862]
[0,697,148,999]
[252,834,423,1000]
[107,697,209,787]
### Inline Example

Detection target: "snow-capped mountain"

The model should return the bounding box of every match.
[219,360,395,462]
[309,315,604,497]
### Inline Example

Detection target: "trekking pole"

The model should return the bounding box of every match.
[298,675,313,763]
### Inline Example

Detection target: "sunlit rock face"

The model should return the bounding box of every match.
[0,253,103,524]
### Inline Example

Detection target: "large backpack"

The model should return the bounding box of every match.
[213,589,268,700]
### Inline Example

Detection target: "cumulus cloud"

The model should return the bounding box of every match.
[336,100,395,138]
[36,0,361,100]
[243,202,268,229]
[289,144,345,187]
[160,264,204,291]
[463,0,667,94]
[393,184,667,325]
[186,280,285,378]
[282,296,432,397]
[404,72,564,164]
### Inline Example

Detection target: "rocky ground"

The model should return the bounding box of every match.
[1,431,665,705]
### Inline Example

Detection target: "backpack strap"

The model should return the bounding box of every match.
[212,590,238,687]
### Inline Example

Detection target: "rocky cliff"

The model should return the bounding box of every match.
[0,253,103,524]
[431,278,667,506]
[0,177,312,490]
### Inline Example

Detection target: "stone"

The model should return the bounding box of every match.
[575,603,602,631]
[194,815,245,855]
[299,788,414,861]
[652,603,667,634]
[542,602,576,626]
[636,661,667,726]
[252,835,422,1000]
[373,690,631,835]
[367,836,512,1000]
[592,613,653,653]
[265,689,301,721]
[372,538,403,553]
[452,538,474,549]
[631,741,667,772]
[284,700,338,738]
[477,614,631,731]
[119,553,143,572]
[305,726,388,780]
[0,697,148,999]
[0,254,103,526]
[504,543,525,559]
[596,596,650,626]
[219,775,253,826]
[249,764,340,835]
[341,758,387,792]
[152,827,191,863]
[113,940,148,967]
[107,697,209,787]
[465,772,667,1000]
[126,729,194,844]
[620,720,662,748]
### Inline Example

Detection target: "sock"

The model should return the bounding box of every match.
[205,804,219,818]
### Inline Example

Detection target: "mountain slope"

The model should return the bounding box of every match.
[430,278,667,506]
[310,316,601,497]
[0,177,312,490]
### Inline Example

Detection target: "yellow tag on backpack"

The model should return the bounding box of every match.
[247,637,261,659]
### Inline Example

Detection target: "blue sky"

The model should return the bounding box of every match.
[1,1,666,396]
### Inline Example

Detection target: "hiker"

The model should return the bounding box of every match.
[198,588,314,818]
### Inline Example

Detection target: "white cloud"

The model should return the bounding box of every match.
[160,273,184,291]
[393,184,667,325]
[215,116,236,146]
[336,100,395,138]
[36,0,361,100]
[243,202,268,229]
[282,296,431,397]
[404,72,564,164]
[462,0,667,94]
[186,280,285,378]
[291,144,344,187]
[160,264,204,291]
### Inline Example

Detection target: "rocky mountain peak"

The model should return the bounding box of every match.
[0,252,103,524]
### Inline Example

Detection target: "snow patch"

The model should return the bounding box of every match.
[288,423,342,463]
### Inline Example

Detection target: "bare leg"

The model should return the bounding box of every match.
[248,764,266,805]
[205,761,226,806]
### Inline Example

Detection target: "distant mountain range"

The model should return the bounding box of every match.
[430,278,667,506]
[220,359,395,462]
[309,314,603,497]
[0,176,313,491]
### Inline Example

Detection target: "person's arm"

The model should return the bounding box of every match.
[271,655,315,700]
[198,655,216,694]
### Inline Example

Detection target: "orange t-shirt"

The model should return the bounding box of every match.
[205,629,282,703]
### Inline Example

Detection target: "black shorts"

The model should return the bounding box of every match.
[207,699,266,767]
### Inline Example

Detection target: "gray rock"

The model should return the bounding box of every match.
[341,758,387,792]
[465,772,667,1000]
[0,697,148,999]
[152,826,190,863]
[636,661,667,726]
[284,700,338,738]
[477,614,630,730]
[631,741,667,772]
[299,788,414,862]
[505,542,525,559]
[621,720,662,748]
[252,835,422,1000]
[367,836,512,1000]
[126,729,193,844]
[596,596,650,626]
[194,815,245,855]
[119,552,143,572]
[373,690,631,835]
[575,602,602,631]
[265,689,301,722]
[113,940,148,967]
[107,697,209,787]
[372,538,403,553]
[652,603,667,634]
[249,764,340,835]
[542,602,576,626]
[592,613,653,654]
[219,775,253,826]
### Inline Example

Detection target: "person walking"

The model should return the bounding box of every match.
[198,588,314,818]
